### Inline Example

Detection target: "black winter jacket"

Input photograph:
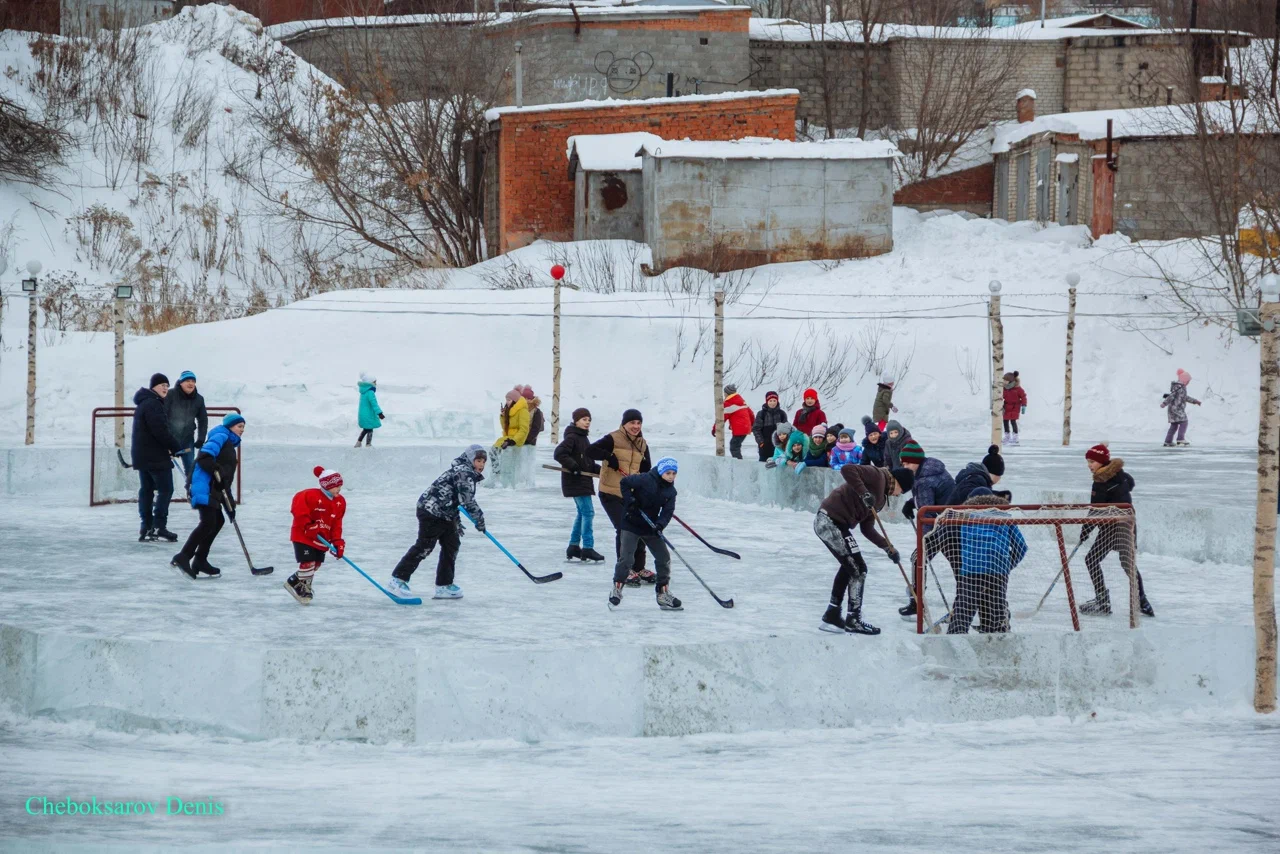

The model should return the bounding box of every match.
[1083,459,1135,539]
[752,404,789,446]
[553,425,600,497]
[861,437,886,468]
[130,387,180,471]
[620,470,677,535]
[164,385,207,451]
[946,462,994,506]
[527,408,545,446]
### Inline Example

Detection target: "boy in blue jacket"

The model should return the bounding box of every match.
[172,413,245,580]
[946,488,1027,634]
[609,458,681,612]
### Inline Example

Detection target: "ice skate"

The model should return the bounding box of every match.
[193,558,221,579]
[170,552,198,580]
[608,582,624,610]
[388,577,411,597]
[1140,595,1155,618]
[433,584,464,600]
[1176,440,1190,447]
[140,527,159,543]
[1008,433,1019,446]
[566,544,582,561]
[284,573,312,604]
[819,605,846,633]
[580,547,606,563]
[1162,442,1174,448]
[898,598,917,619]
[153,528,179,543]
[655,588,683,611]
[1079,592,1112,616]
[844,610,881,635]
[1002,432,1011,445]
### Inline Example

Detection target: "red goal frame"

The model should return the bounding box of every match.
[913,503,1139,634]
[90,406,243,507]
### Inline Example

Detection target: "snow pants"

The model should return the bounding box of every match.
[947,574,1010,634]
[815,510,869,614]
[138,466,174,533]
[1002,418,1019,434]
[613,530,671,588]
[599,492,647,573]
[1084,526,1145,601]
[756,440,772,462]
[393,512,460,587]
[569,495,595,549]
[1164,421,1188,444]
[179,502,224,564]
[729,434,746,459]
[356,429,374,446]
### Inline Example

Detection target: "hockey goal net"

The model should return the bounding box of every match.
[912,503,1140,634]
[90,406,243,507]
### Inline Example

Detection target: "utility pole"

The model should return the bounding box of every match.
[989,280,1004,447]
[1063,272,1079,446]
[550,264,565,441]
[1253,272,1280,713]
[22,260,41,446]
[714,290,725,457]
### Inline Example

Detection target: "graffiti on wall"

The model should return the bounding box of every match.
[594,51,655,94]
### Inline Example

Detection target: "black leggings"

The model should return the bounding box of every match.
[357,429,374,446]
[393,512,461,586]
[599,492,647,573]
[180,502,225,564]
[815,511,869,613]
[1084,528,1146,600]
[1003,419,1019,433]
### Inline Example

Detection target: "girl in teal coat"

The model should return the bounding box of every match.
[356,371,384,447]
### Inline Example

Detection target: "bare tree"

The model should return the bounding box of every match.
[0,95,69,186]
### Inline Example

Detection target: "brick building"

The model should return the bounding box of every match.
[483,90,799,255]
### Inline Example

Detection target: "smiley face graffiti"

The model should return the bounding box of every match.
[594,51,655,94]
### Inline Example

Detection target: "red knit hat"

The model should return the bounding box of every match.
[314,465,343,490]
[1085,444,1110,465]
[520,385,535,401]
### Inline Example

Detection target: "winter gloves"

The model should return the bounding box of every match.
[902,499,916,521]
[884,545,900,565]
[860,492,875,509]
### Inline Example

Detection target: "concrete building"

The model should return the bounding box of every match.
[567,132,662,242]
[483,90,799,255]
[639,137,899,272]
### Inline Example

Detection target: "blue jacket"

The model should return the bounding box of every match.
[828,444,862,470]
[959,507,1027,577]
[912,457,955,514]
[190,425,240,508]
[620,469,677,535]
[130,387,181,471]
[358,382,383,430]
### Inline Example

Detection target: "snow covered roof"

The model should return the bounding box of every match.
[638,137,901,161]
[748,16,1249,44]
[567,132,664,172]
[1038,12,1147,29]
[485,89,799,123]
[992,101,1276,153]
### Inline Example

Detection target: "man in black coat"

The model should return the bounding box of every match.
[609,458,681,612]
[131,373,182,542]
[164,370,207,482]
[1080,444,1153,617]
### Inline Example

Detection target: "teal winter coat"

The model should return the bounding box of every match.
[358,382,384,430]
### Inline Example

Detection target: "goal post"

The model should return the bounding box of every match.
[913,503,1140,635]
[90,406,243,507]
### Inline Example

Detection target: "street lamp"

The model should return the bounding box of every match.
[23,259,41,445]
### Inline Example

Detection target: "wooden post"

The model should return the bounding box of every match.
[1063,273,1079,446]
[989,281,1004,447]
[552,277,561,441]
[114,294,126,447]
[26,289,37,446]
[714,290,725,457]
[1254,281,1280,713]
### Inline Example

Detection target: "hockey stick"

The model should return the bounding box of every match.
[214,472,273,576]
[460,507,562,584]
[1013,539,1086,621]
[640,510,734,608]
[672,515,741,559]
[871,506,937,633]
[317,535,422,605]
[117,449,132,469]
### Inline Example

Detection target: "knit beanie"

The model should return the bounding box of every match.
[880,373,894,385]
[177,370,196,383]
[861,415,880,437]
[803,388,818,403]
[765,390,779,403]
[359,371,376,384]
[621,408,643,425]
[1085,443,1111,465]
[1176,368,1191,386]
[837,429,855,442]
[572,407,591,422]
[655,457,678,475]
[811,423,827,437]
[891,467,915,493]
[982,444,1005,477]
[900,440,926,462]
[775,421,792,438]
[149,372,170,389]
[724,383,737,395]
[828,423,844,437]
[313,465,343,490]
[505,389,521,404]
[222,412,245,429]
[521,385,535,401]
[1003,371,1019,382]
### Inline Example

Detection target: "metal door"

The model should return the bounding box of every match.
[1015,153,1029,221]
[1035,148,1050,222]
[1057,161,1076,226]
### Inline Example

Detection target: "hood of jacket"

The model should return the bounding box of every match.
[1169,380,1185,393]
[885,419,905,437]
[563,424,589,440]
[956,461,992,484]
[451,449,486,483]
[358,381,376,394]
[133,387,161,406]
[1092,458,1126,483]
[785,429,808,460]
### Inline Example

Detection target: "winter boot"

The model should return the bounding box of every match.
[819,604,846,633]
[193,558,221,579]
[898,598,918,619]
[1176,440,1190,447]
[1008,433,1020,446]
[1140,594,1155,618]
[140,527,159,543]
[656,588,683,611]
[1002,432,1011,446]
[608,582,624,610]
[154,528,179,543]
[433,584,464,600]
[170,552,198,580]
[580,547,606,563]
[1079,591,1112,616]
[1162,442,1174,448]
[284,573,312,605]
[566,544,582,561]
[844,609,881,635]
[388,577,411,597]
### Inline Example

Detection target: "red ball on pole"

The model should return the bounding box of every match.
[550,264,565,281]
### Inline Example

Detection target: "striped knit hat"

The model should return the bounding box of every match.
[313,465,343,490]
[899,439,926,462]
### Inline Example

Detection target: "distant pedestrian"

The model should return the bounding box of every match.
[1002,371,1027,446]
[356,372,384,447]
[715,383,754,459]
[873,374,898,428]
[494,386,531,448]
[1160,369,1200,447]
[554,407,605,563]
[526,394,545,446]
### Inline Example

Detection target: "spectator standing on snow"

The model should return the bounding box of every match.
[873,375,898,428]
[494,386,531,448]
[752,391,788,463]
[714,383,754,459]
[883,419,914,470]
[1002,371,1027,446]
[170,412,244,579]
[164,370,207,482]
[355,372,384,447]
[589,409,655,585]
[792,388,828,435]
[860,417,886,467]
[946,488,1027,634]
[1160,369,1200,447]
[554,407,605,563]
[526,392,546,446]
[1079,444,1153,617]
[132,372,182,544]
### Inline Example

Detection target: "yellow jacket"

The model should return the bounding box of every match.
[495,397,531,447]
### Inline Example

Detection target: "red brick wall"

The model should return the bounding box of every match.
[894,163,994,217]
[491,7,751,36]
[494,93,799,253]
[246,0,385,26]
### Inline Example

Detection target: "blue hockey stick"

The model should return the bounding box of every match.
[317,535,422,605]
[459,508,562,583]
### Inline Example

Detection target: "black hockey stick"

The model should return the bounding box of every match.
[871,506,937,633]
[215,472,273,576]
[460,507,562,583]
[640,510,733,608]
[672,514,741,560]
[116,449,132,469]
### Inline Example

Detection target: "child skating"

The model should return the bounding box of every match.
[608,457,682,611]
[1002,371,1027,446]
[554,407,605,563]
[355,372,384,447]
[389,445,487,600]
[1160,368,1200,447]
[286,466,348,605]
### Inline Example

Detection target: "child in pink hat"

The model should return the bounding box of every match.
[1160,368,1201,447]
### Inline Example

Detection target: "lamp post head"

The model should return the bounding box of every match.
[21,279,37,293]
[25,260,41,277]
[115,284,134,300]
[1065,272,1080,287]
[988,280,1002,295]
[1261,272,1280,304]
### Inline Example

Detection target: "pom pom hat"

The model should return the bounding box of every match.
[314,465,343,490]
[1085,444,1111,465]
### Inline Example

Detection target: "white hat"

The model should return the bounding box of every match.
[360,371,376,384]
[881,373,894,385]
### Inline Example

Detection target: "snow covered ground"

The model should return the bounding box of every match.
[1,707,1277,852]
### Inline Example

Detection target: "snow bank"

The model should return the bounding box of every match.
[0,621,1253,742]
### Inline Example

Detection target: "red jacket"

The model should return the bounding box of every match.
[716,393,754,437]
[290,487,346,549]
[1002,384,1027,420]
[793,403,828,435]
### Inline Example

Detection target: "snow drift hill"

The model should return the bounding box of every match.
[0,210,1261,447]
